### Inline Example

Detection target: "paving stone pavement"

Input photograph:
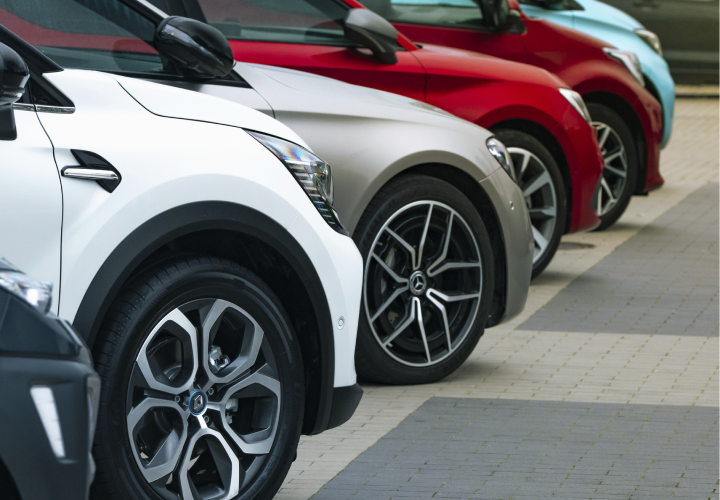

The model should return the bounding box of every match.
[274,99,720,500]
[313,398,719,500]
[519,182,719,336]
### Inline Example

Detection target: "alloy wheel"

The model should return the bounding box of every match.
[126,298,281,500]
[363,200,483,367]
[594,121,628,217]
[508,147,558,264]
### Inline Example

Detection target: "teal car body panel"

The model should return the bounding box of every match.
[521,0,675,148]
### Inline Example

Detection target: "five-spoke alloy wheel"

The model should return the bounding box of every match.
[91,257,303,500]
[354,176,494,385]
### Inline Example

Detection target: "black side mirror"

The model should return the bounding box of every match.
[154,16,234,79]
[478,0,511,30]
[344,9,399,65]
[0,42,29,141]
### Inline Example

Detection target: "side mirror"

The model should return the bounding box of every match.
[478,0,511,30]
[154,16,235,79]
[0,42,29,141]
[344,9,399,65]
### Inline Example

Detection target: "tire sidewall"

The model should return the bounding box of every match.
[353,175,494,385]
[91,258,303,500]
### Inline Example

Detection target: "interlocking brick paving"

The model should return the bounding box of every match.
[275,99,720,500]
[313,398,719,500]
[519,182,719,336]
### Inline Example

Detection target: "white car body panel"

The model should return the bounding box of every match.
[0,110,63,309]
[111,73,306,147]
[5,69,361,388]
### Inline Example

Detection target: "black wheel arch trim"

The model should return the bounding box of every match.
[72,201,336,435]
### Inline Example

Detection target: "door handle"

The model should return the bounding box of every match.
[61,149,121,193]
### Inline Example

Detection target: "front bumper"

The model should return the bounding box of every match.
[643,54,675,149]
[480,168,533,326]
[553,111,604,233]
[287,216,363,389]
[0,355,99,500]
[633,84,665,193]
[287,208,363,434]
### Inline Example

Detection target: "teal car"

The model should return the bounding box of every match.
[519,0,675,148]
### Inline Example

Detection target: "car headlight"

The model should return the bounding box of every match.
[635,29,662,57]
[246,131,348,235]
[486,137,515,182]
[559,88,593,126]
[604,48,644,87]
[0,256,52,314]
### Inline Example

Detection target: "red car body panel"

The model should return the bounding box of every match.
[381,2,663,193]
[225,22,603,233]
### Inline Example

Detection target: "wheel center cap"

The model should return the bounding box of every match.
[409,271,427,296]
[189,390,208,416]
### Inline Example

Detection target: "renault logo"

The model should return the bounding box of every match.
[409,271,427,296]
[189,391,207,415]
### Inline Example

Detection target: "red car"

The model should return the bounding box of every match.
[358,0,664,230]
[157,0,604,278]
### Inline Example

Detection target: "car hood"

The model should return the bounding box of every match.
[110,73,308,148]
[238,62,465,123]
[573,0,643,31]
[411,43,567,88]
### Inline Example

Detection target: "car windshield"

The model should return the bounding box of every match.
[194,0,354,46]
[0,0,169,74]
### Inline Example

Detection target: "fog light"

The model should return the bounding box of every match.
[30,386,65,458]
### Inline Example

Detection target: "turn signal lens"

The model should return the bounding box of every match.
[604,48,645,87]
[635,29,662,57]
[559,88,593,126]
[486,137,516,182]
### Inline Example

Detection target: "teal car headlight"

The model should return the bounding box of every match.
[247,131,347,235]
[486,137,516,182]
[604,48,645,87]
[634,29,662,57]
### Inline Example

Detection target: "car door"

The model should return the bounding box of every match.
[0,0,197,318]
[365,0,530,64]
[600,0,719,83]
[164,0,427,102]
[0,101,63,312]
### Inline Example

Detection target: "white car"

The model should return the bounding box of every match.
[15,0,533,388]
[0,23,362,500]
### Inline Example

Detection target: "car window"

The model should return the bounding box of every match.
[0,0,172,75]
[195,0,355,46]
[367,0,484,28]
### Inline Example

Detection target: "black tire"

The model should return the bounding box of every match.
[353,175,494,385]
[494,129,567,279]
[91,256,304,500]
[587,102,639,231]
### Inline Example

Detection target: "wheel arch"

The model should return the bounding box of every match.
[371,163,509,328]
[72,201,335,435]
[489,119,573,233]
[582,91,647,194]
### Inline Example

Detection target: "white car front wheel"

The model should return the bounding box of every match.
[91,256,304,500]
